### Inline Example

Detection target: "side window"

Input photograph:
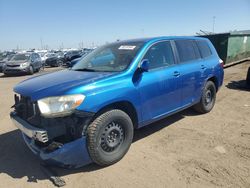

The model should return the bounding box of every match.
[144,41,175,70]
[175,40,196,63]
[196,40,212,58]
[30,54,35,61]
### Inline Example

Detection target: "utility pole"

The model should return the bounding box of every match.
[212,16,216,33]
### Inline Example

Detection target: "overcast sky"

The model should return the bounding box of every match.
[0,0,250,50]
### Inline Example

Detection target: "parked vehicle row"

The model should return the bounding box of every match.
[41,49,92,67]
[0,48,93,76]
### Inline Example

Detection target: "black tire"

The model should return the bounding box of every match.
[28,66,34,75]
[87,109,134,166]
[57,60,62,67]
[194,81,216,113]
[246,67,250,86]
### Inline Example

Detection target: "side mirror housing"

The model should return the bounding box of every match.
[139,59,149,72]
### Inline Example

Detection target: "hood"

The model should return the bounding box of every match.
[14,69,115,101]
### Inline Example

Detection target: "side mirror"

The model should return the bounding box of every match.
[139,59,149,72]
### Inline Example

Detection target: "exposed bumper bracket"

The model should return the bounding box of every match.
[10,112,49,143]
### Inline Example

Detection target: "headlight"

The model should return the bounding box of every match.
[20,62,29,68]
[37,94,85,117]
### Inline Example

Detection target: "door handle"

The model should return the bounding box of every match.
[173,71,180,77]
[201,65,206,70]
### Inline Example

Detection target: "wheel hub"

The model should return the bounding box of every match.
[100,122,124,152]
[205,89,212,104]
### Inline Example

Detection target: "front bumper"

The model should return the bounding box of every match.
[11,112,48,143]
[10,112,92,168]
[4,66,29,74]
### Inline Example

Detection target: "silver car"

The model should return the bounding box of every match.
[3,53,43,75]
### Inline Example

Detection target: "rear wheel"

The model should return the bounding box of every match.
[87,109,134,166]
[194,81,216,113]
[57,60,63,67]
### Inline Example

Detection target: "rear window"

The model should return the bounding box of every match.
[196,40,212,58]
[175,40,196,62]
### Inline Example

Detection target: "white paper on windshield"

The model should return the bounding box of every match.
[118,45,136,50]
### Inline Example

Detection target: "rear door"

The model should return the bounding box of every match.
[35,53,42,68]
[30,54,37,69]
[174,40,203,106]
[137,41,182,123]
[196,40,214,84]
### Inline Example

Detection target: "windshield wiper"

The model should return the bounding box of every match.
[73,68,96,72]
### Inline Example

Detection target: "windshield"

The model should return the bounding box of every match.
[72,41,144,72]
[11,54,30,61]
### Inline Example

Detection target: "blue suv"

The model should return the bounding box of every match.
[10,36,224,168]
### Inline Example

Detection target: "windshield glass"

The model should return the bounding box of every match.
[72,41,144,72]
[11,54,30,61]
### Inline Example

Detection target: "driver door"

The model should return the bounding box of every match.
[137,41,182,124]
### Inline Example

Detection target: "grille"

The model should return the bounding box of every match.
[14,95,39,123]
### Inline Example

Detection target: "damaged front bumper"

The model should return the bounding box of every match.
[10,111,93,168]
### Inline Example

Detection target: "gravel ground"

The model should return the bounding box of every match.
[0,62,249,188]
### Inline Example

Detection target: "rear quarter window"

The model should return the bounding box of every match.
[175,40,196,63]
[196,40,212,58]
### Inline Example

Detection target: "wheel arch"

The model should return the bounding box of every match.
[207,76,219,91]
[92,101,139,129]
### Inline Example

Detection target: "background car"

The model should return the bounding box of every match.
[3,53,42,75]
[66,52,90,67]
[44,53,62,67]
[56,51,65,64]
[64,50,82,62]
[66,57,81,67]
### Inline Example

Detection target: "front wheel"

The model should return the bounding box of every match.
[194,81,216,113]
[87,109,134,166]
[28,66,34,75]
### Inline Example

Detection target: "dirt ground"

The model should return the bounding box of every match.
[0,62,250,188]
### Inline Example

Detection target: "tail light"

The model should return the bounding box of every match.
[219,59,224,68]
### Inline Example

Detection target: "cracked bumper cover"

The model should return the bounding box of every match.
[10,111,92,168]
